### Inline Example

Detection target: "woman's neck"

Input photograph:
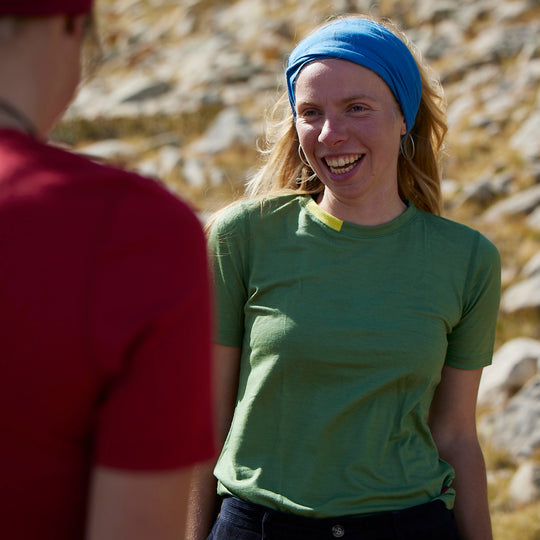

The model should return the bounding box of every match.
[316,190,407,227]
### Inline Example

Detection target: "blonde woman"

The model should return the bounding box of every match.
[195,16,500,540]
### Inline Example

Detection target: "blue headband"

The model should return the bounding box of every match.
[286,19,422,132]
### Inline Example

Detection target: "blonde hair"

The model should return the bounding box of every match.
[246,15,447,215]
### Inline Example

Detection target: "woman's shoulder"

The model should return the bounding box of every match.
[415,209,499,260]
[209,193,304,232]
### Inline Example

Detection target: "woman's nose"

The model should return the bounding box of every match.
[318,116,347,147]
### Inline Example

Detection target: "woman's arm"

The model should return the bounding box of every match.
[186,344,241,540]
[428,365,492,540]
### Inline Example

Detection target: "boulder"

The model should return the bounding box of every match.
[478,338,540,407]
[483,376,540,458]
[483,184,540,223]
[501,274,540,313]
[189,107,255,155]
[523,251,540,278]
[527,207,540,231]
[510,110,540,161]
[78,139,139,161]
[509,461,540,505]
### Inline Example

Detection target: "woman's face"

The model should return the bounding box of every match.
[294,59,407,218]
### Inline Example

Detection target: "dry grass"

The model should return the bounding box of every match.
[492,503,540,540]
[482,437,540,539]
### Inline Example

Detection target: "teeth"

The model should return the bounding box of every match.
[329,162,356,174]
[325,154,362,173]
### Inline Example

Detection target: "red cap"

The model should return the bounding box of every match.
[0,0,93,16]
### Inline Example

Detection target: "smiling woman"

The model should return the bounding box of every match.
[294,59,407,225]
[246,16,446,217]
[195,15,501,540]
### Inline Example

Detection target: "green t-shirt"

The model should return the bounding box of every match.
[209,194,500,518]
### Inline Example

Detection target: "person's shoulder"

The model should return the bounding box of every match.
[415,208,499,259]
[41,139,199,224]
[209,193,301,233]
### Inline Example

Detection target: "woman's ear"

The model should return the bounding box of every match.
[400,116,407,136]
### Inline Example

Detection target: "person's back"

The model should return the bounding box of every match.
[0,2,214,539]
[0,131,214,538]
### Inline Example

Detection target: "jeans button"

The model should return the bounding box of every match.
[332,524,345,538]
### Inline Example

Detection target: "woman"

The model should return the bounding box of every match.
[202,16,500,540]
[0,2,214,539]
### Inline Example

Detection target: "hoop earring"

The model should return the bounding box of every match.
[400,133,416,161]
[298,145,311,168]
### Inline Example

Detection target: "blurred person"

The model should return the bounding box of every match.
[0,1,214,539]
[191,16,500,540]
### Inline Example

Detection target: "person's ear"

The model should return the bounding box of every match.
[63,14,86,36]
[400,115,407,137]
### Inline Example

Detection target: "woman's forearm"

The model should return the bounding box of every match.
[440,436,493,540]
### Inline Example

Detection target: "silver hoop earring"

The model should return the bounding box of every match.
[400,133,416,161]
[298,145,311,168]
[296,172,318,186]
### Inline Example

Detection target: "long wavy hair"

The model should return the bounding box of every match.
[245,15,447,216]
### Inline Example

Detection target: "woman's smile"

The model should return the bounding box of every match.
[323,153,365,175]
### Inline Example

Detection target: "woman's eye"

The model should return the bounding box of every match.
[350,104,367,112]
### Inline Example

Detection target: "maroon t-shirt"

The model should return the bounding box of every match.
[0,130,215,539]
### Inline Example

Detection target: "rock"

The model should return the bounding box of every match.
[106,75,173,105]
[480,86,517,126]
[446,93,476,129]
[442,179,459,200]
[483,184,540,223]
[455,174,512,207]
[494,0,533,23]
[421,21,463,60]
[523,251,540,277]
[121,80,173,103]
[452,1,491,32]
[136,146,182,180]
[509,461,540,505]
[189,107,255,155]
[417,1,458,25]
[78,139,139,161]
[155,146,182,178]
[182,158,207,188]
[460,178,498,206]
[501,265,518,288]
[469,24,538,63]
[207,166,225,187]
[501,274,540,313]
[528,207,540,231]
[510,109,540,161]
[483,376,540,458]
[135,159,160,180]
[516,58,540,91]
[478,338,540,407]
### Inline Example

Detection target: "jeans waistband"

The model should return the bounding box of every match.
[219,496,450,539]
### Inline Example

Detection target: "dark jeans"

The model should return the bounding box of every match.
[207,496,461,539]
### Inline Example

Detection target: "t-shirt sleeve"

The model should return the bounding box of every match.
[445,233,501,369]
[207,205,249,347]
[92,180,215,470]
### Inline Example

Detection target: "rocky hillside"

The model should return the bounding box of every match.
[54,1,540,537]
